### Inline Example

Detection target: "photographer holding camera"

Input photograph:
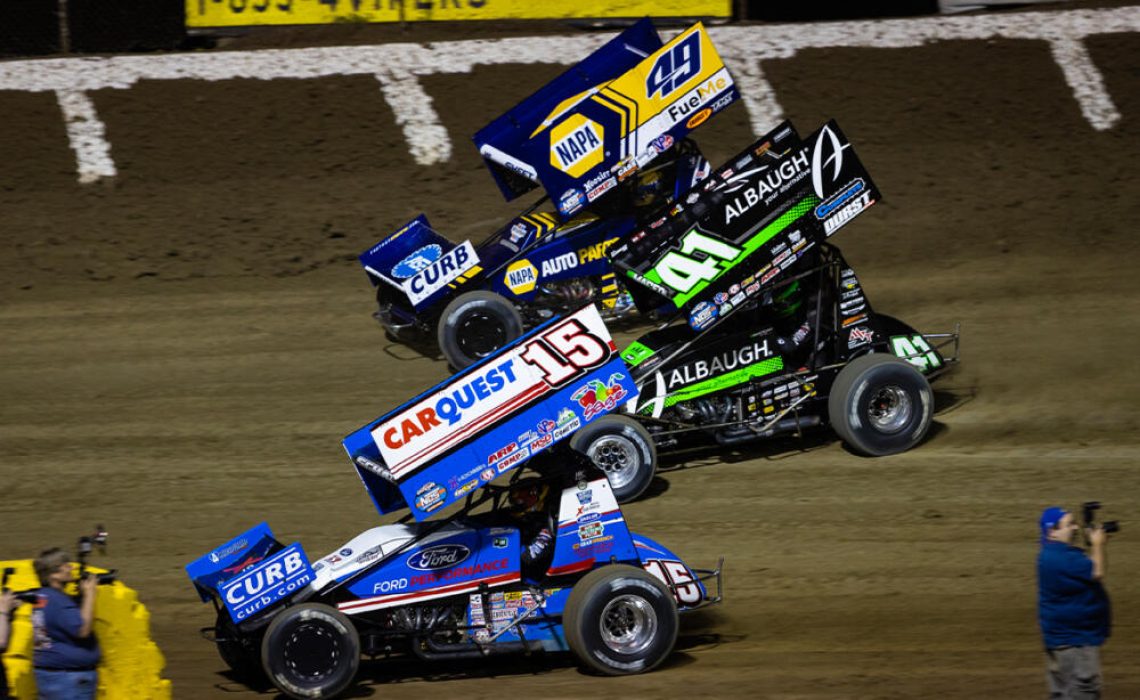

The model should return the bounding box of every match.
[30,548,100,700]
[1037,504,1115,699]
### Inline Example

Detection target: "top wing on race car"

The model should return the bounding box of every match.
[609,119,881,330]
[474,19,739,219]
[343,304,637,521]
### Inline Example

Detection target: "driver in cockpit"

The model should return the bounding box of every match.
[507,480,554,579]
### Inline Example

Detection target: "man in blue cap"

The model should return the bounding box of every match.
[1037,506,1111,699]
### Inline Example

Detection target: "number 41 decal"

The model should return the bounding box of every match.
[890,334,942,373]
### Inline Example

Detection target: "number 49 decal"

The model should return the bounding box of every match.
[890,334,942,373]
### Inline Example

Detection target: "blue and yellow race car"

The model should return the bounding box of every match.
[359,19,738,369]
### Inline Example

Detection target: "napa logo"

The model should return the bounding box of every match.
[646,30,701,100]
[221,545,314,622]
[504,259,538,295]
[407,544,470,571]
[550,115,604,178]
[392,244,443,279]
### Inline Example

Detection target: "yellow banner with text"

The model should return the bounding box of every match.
[187,0,732,28]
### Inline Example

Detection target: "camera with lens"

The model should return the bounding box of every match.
[1081,501,1120,534]
[77,525,117,585]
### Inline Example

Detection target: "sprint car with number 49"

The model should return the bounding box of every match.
[572,118,963,502]
[359,19,738,370]
[186,305,722,699]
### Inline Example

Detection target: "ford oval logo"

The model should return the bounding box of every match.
[391,244,442,279]
[407,544,470,571]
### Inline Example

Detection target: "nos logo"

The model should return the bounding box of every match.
[646,32,701,100]
[393,244,442,279]
[407,544,470,571]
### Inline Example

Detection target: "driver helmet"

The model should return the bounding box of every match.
[632,169,668,208]
[508,480,550,515]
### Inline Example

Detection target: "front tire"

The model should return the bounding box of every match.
[437,291,524,370]
[570,415,657,503]
[828,353,933,456]
[261,603,360,700]
[563,565,679,676]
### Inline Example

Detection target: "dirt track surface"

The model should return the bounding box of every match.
[2,6,1140,698]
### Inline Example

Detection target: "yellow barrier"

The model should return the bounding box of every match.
[186,0,732,28]
[1,561,171,700]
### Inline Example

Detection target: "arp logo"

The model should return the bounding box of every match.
[550,115,604,178]
[504,259,537,294]
[646,31,701,100]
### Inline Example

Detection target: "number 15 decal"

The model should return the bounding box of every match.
[521,317,611,388]
[644,559,702,606]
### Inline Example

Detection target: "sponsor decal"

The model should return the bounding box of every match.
[686,107,712,129]
[409,558,508,587]
[538,419,556,434]
[713,292,728,304]
[480,468,495,482]
[493,537,509,549]
[761,267,780,284]
[380,359,519,450]
[689,300,718,330]
[407,544,471,571]
[209,538,249,564]
[578,237,619,264]
[811,123,852,200]
[505,259,538,294]
[339,548,353,557]
[528,433,554,452]
[848,326,875,349]
[558,187,584,216]
[552,416,582,441]
[577,512,600,524]
[496,446,531,473]
[576,489,593,505]
[221,554,266,576]
[221,545,313,622]
[667,340,772,390]
[540,252,578,277]
[415,482,447,513]
[392,244,443,280]
[815,178,865,220]
[487,442,519,465]
[453,479,479,498]
[371,578,409,594]
[550,114,604,178]
[842,314,868,328]
[578,521,605,541]
[572,373,628,420]
[723,150,811,225]
[509,221,530,243]
[586,176,617,202]
[822,191,873,235]
[650,134,674,153]
[711,92,734,112]
[402,241,478,306]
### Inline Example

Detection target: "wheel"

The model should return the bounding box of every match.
[828,353,933,456]
[214,610,264,680]
[563,564,679,676]
[260,603,360,700]
[570,415,657,503]
[437,291,524,370]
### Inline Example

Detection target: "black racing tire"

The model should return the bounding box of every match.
[437,291,524,371]
[828,353,934,457]
[570,415,657,503]
[215,610,264,681]
[563,565,679,676]
[260,603,360,700]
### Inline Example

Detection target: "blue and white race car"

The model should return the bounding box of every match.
[186,306,722,699]
[359,19,738,370]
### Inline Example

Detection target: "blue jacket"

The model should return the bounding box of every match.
[1037,541,1111,648]
[31,588,100,670]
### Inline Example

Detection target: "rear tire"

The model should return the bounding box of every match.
[828,353,933,456]
[570,415,657,503]
[261,603,360,700]
[563,565,679,676]
[437,291,524,371]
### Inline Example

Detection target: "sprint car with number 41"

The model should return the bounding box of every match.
[574,119,963,502]
[359,19,739,370]
[186,305,722,699]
